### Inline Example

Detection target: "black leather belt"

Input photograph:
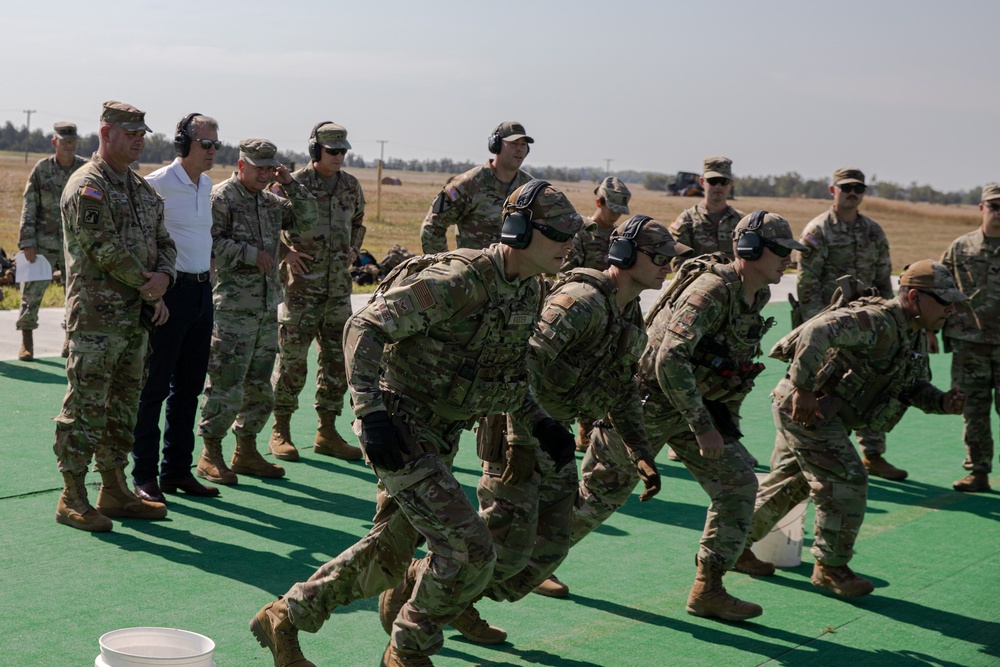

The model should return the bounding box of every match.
[176,271,211,283]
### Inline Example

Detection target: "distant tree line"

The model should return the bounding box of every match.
[0,122,984,205]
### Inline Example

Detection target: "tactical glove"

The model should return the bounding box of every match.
[635,455,661,502]
[360,411,410,471]
[501,445,537,485]
[532,418,576,469]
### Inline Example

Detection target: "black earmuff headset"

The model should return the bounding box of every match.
[735,210,768,261]
[500,179,551,249]
[309,120,335,162]
[488,123,531,156]
[173,112,203,158]
[607,214,653,269]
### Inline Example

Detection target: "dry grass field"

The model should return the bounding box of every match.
[0,150,983,307]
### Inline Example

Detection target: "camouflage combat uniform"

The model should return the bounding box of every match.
[751,297,947,565]
[941,230,1000,474]
[668,203,744,272]
[419,162,533,253]
[281,244,545,658]
[197,173,316,441]
[559,218,613,273]
[271,163,365,420]
[17,153,88,330]
[54,152,176,473]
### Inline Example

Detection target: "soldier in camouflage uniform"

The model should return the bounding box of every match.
[668,156,745,272]
[196,139,316,485]
[748,260,966,598]
[53,102,176,532]
[795,167,905,480]
[17,122,88,361]
[269,123,365,463]
[939,184,1000,493]
[250,181,582,667]
[419,121,534,253]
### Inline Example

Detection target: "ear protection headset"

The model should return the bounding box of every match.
[607,215,653,269]
[309,120,335,162]
[488,123,531,156]
[735,209,768,261]
[173,112,203,158]
[500,179,551,249]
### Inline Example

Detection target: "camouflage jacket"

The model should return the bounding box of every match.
[210,173,316,312]
[638,260,770,435]
[797,208,893,319]
[60,153,176,332]
[528,269,651,458]
[559,218,613,273]
[419,162,533,253]
[668,202,744,272]
[941,229,1000,345]
[345,244,545,432]
[20,154,88,260]
[279,164,365,316]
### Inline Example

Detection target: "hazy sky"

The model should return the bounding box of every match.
[3,0,995,191]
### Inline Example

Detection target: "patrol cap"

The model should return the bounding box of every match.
[899,260,968,304]
[733,212,808,251]
[496,121,534,144]
[100,101,152,132]
[703,156,733,180]
[980,184,1000,203]
[315,122,351,150]
[239,138,280,167]
[505,182,582,235]
[833,167,865,185]
[595,177,631,215]
[613,216,692,257]
[53,122,79,140]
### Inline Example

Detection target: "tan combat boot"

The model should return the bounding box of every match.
[55,471,113,532]
[686,560,763,621]
[448,602,507,644]
[381,644,434,667]
[232,434,285,478]
[862,454,908,481]
[733,547,776,576]
[196,436,238,485]
[811,561,874,598]
[95,467,167,520]
[18,329,33,361]
[314,410,362,461]
[533,574,569,598]
[953,472,990,492]
[379,560,418,635]
[268,413,300,461]
[250,597,315,667]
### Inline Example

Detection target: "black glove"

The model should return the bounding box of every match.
[635,455,661,502]
[360,411,410,471]
[532,418,576,469]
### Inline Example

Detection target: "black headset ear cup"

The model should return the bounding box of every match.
[309,120,334,162]
[500,179,551,249]
[173,112,201,158]
[606,214,652,269]
[488,124,503,154]
[735,210,768,261]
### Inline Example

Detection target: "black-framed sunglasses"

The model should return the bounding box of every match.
[324,147,347,156]
[761,237,793,258]
[986,201,1000,213]
[706,177,731,187]
[917,289,950,307]
[531,221,574,243]
[637,247,671,266]
[195,139,222,150]
[839,183,867,194]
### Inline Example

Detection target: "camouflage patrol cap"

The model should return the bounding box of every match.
[100,101,152,132]
[504,181,583,235]
[239,138,280,167]
[980,184,1000,202]
[733,212,808,251]
[899,260,968,304]
[53,122,78,140]
[496,121,534,144]
[612,216,692,257]
[833,167,865,185]
[703,156,733,180]
[596,177,631,215]
[315,122,351,150]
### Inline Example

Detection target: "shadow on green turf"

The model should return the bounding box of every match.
[0,358,66,384]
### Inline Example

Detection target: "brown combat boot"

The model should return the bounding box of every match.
[863,454,908,481]
[96,467,167,520]
[811,561,874,598]
[268,413,300,462]
[232,434,285,478]
[575,420,591,453]
[381,644,434,667]
[379,560,418,635]
[314,410,362,461]
[533,574,569,598]
[686,560,763,621]
[953,472,990,493]
[18,329,33,361]
[448,602,507,644]
[250,597,315,667]
[733,547,776,576]
[196,436,238,485]
[55,471,113,532]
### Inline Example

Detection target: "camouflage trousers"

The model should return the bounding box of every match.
[272,294,352,416]
[575,393,757,570]
[855,426,886,458]
[749,380,868,567]
[16,249,62,331]
[950,339,1000,474]
[53,328,148,474]
[198,309,278,440]
[284,399,493,658]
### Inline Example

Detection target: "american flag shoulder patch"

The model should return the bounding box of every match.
[81,186,104,201]
[446,185,460,202]
[804,232,820,248]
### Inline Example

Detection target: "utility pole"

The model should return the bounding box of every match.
[604,158,613,177]
[23,109,36,163]
[376,140,388,222]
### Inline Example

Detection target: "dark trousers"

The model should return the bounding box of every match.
[131,278,213,484]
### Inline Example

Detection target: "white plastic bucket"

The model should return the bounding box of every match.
[751,474,809,568]
[96,627,215,667]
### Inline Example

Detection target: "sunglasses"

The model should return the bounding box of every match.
[194,139,222,150]
[917,289,950,307]
[324,147,347,156]
[637,247,671,266]
[761,237,793,258]
[986,201,1000,212]
[531,222,574,243]
[706,177,731,187]
[839,184,867,194]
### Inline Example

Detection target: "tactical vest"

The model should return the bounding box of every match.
[376,249,540,420]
